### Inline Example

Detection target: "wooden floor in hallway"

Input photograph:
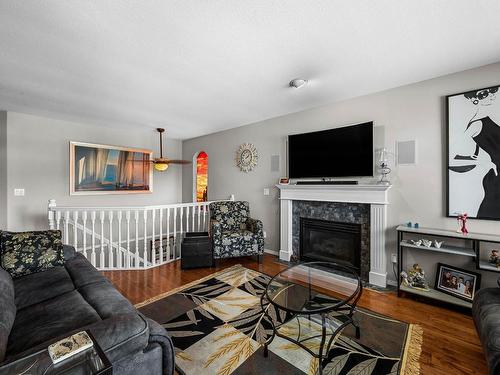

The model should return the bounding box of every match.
[103,254,488,375]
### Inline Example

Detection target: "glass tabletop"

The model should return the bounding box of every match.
[0,333,111,375]
[265,262,362,314]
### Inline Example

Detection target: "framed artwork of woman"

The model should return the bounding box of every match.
[447,84,500,220]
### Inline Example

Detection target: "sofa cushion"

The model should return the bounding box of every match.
[78,280,136,318]
[65,252,109,288]
[0,230,64,278]
[13,266,75,310]
[0,267,15,362]
[209,201,249,232]
[7,290,100,357]
[214,230,261,258]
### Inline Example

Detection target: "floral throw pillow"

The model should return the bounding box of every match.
[0,230,65,278]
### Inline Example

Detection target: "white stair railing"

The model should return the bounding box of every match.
[47,198,232,270]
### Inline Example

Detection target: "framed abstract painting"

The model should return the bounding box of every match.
[70,142,153,195]
[447,84,500,220]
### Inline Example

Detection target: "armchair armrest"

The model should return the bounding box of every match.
[246,217,263,236]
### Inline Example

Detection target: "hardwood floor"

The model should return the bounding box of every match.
[103,254,488,375]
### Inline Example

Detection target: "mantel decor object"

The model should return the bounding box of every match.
[377,148,391,185]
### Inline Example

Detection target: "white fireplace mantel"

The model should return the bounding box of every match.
[276,183,391,287]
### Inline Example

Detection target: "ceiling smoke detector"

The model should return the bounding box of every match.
[289,78,308,89]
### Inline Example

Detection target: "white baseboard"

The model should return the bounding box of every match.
[264,248,279,256]
[386,279,398,287]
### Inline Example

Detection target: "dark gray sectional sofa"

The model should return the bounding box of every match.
[473,287,500,375]
[0,245,174,374]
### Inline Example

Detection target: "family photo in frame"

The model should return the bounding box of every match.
[435,263,481,302]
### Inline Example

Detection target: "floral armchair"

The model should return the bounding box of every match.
[209,201,264,260]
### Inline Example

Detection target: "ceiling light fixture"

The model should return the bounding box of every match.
[289,78,308,89]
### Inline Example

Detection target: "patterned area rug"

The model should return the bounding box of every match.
[137,265,422,375]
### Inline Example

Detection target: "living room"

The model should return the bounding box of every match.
[1,1,500,374]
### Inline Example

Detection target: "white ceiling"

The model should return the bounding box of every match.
[1,1,500,140]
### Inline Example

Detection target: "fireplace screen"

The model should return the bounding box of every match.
[300,217,361,272]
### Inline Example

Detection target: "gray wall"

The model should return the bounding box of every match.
[5,112,183,231]
[0,111,7,228]
[182,62,500,286]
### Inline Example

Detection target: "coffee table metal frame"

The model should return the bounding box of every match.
[261,261,363,375]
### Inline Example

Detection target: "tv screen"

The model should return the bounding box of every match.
[288,122,373,178]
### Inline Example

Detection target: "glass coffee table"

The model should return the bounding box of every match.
[262,262,362,374]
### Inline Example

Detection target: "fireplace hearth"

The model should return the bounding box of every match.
[300,217,361,273]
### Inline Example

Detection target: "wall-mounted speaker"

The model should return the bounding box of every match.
[271,154,280,172]
[397,140,416,165]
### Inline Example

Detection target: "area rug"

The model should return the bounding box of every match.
[137,265,422,375]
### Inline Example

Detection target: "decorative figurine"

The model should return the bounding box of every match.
[410,240,422,246]
[433,240,444,248]
[489,249,500,268]
[414,223,419,229]
[406,222,412,228]
[421,239,432,247]
[456,212,468,235]
[400,264,429,291]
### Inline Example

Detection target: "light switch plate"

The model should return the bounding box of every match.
[263,188,270,196]
[14,188,25,196]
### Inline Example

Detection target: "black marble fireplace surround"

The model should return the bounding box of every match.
[292,200,370,281]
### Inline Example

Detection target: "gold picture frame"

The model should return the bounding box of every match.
[70,141,153,195]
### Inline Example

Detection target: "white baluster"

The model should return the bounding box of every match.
[73,211,79,250]
[179,207,184,259]
[166,207,171,261]
[204,204,208,231]
[192,205,195,232]
[185,205,190,233]
[108,211,114,269]
[82,211,88,259]
[56,211,62,230]
[197,204,201,232]
[134,210,140,267]
[173,207,177,259]
[48,199,57,230]
[151,209,156,267]
[126,211,131,268]
[64,211,70,244]
[117,211,122,269]
[143,210,148,268]
[91,211,96,266]
[159,208,164,264]
[100,211,105,269]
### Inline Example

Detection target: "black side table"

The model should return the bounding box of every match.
[181,231,213,269]
[0,331,112,375]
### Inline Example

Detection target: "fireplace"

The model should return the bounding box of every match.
[300,217,361,273]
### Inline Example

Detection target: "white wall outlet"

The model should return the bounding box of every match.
[263,230,267,239]
[14,188,25,196]
[263,188,270,196]
[391,253,397,263]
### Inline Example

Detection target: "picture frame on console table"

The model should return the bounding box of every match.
[447,84,500,220]
[434,263,481,303]
[70,142,153,195]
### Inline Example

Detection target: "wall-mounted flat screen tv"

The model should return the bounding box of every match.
[288,122,373,178]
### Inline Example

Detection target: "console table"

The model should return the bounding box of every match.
[397,225,500,310]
